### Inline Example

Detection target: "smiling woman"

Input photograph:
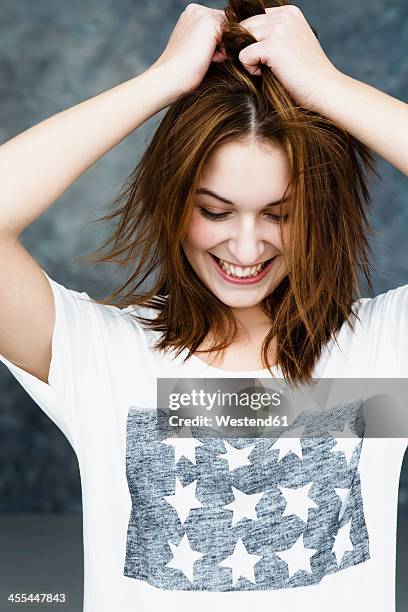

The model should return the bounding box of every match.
[0,0,407,610]
[182,139,292,325]
[79,1,377,385]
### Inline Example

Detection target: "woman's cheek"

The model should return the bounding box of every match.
[188,216,222,250]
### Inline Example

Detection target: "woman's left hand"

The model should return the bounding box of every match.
[234,5,343,112]
[217,4,408,176]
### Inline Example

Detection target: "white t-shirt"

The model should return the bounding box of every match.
[0,268,407,612]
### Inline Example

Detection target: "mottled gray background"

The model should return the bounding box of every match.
[0,0,407,608]
[0,0,408,612]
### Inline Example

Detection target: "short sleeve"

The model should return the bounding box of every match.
[368,283,408,376]
[0,268,95,449]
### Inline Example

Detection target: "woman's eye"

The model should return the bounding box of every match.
[265,213,289,223]
[198,207,288,223]
[198,207,229,220]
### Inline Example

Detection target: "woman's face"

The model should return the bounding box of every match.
[181,139,291,314]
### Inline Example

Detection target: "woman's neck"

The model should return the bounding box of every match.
[231,305,272,342]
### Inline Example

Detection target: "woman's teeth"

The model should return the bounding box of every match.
[214,255,267,278]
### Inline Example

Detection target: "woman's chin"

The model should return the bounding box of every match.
[211,285,270,308]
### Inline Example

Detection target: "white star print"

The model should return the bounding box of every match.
[332,519,354,565]
[274,533,318,578]
[166,533,204,583]
[161,425,203,465]
[328,424,362,466]
[219,537,262,586]
[163,477,203,524]
[223,486,265,526]
[278,481,319,523]
[217,441,256,471]
[268,425,305,461]
[334,487,351,521]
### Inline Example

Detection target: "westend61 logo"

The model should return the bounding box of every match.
[167,412,288,429]
[154,377,408,439]
[157,378,311,438]
[166,387,288,430]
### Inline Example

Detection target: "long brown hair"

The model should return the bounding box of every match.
[78,0,379,388]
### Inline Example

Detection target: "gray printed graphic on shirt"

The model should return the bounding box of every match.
[123,400,369,591]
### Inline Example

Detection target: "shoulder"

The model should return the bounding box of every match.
[352,283,408,327]
[346,283,408,375]
[122,301,163,342]
[319,283,408,377]
[43,270,156,350]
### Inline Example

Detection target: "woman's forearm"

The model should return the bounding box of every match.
[0,65,182,238]
[314,71,408,176]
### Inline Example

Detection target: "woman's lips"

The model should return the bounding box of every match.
[209,252,275,285]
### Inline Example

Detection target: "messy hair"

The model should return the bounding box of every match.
[78,0,379,388]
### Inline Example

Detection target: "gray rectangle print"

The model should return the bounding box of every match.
[123,393,370,591]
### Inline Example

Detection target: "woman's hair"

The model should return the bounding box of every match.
[78,0,379,389]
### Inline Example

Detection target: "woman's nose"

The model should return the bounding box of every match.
[227,236,269,266]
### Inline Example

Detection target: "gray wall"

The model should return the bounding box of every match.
[0,0,407,516]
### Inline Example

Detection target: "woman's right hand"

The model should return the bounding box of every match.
[148,3,227,97]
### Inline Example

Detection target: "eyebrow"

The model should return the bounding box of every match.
[196,187,290,207]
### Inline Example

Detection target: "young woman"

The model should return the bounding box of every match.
[0,0,407,611]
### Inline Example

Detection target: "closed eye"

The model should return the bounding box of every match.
[198,207,288,223]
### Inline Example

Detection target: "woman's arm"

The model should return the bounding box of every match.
[313,72,408,176]
[0,65,184,383]
[236,5,408,176]
[0,66,183,238]
[0,4,226,384]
